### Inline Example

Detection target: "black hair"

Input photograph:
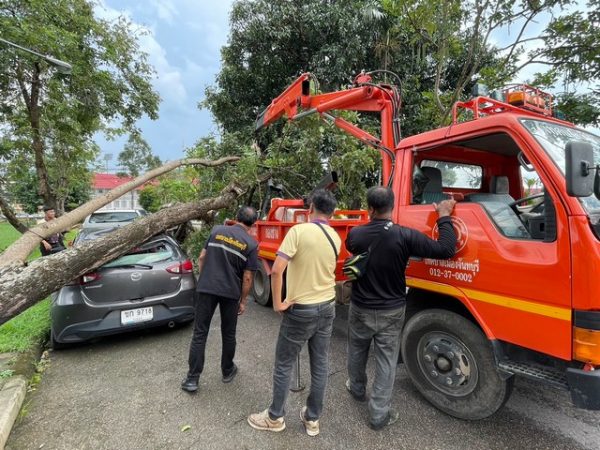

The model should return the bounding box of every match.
[236,205,258,227]
[310,189,337,216]
[43,205,55,212]
[367,186,394,215]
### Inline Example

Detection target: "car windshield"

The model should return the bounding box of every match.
[89,212,139,223]
[521,119,600,213]
[103,241,176,268]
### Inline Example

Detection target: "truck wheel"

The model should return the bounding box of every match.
[251,263,271,306]
[401,309,513,420]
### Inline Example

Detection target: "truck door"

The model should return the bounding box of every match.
[395,131,572,360]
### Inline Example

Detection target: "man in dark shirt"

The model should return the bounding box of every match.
[345,186,456,430]
[39,206,66,256]
[181,206,259,392]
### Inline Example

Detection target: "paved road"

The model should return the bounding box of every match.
[7,301,600,450]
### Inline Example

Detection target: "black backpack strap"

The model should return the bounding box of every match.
[315,223,338,262]
[368,221,394,253]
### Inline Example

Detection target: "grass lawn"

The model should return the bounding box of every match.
[0,221,42,259]
[0,298,51,353]
[0,221,77,352]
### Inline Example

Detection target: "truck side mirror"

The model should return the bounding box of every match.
[565,141,595,197]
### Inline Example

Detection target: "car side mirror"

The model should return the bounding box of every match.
[565,141,598,198]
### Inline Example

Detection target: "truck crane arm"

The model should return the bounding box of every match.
[255,72,401,186]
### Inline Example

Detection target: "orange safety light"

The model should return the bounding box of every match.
[503,84,553,116]
[573,327,600,365]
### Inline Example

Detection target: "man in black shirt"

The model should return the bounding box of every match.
[181,206,259,392]
[345,187,456,430]
[39,206,66,256]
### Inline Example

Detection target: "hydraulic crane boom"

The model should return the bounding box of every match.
[255,72,401,186]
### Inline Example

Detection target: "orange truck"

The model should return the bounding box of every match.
[249,72,600,419]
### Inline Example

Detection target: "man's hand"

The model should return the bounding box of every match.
[42,240,52,251]
[238,301,246,316]
[433,199,457,218]
[273,299,294,314]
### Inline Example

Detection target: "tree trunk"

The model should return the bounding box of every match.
[29,63,54,209]
[0,181,246,326]
[0,156,239,266]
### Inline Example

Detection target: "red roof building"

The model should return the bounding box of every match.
[92,173,142,210]
[92,173,140,191]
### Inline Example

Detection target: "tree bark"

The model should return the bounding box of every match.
[28,63,54,209]
[0,156,240,266]
[0,181,246,326]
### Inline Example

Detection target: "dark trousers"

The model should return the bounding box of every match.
[347,303,405,425]
[187,292,239,379]
[268,301,335,421]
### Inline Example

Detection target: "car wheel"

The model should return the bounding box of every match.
[401,309,514,420]
[251,263,271,306]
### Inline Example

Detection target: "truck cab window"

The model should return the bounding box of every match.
[412,133,556,241]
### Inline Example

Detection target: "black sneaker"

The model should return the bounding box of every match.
[181,377,199,393]
[222,364,238,383]
[369,410,400,431]
[345,379,366,402]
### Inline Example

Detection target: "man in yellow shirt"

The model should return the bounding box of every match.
[248,189,341,437]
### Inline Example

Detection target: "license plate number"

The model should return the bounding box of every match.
[121,307,153,325]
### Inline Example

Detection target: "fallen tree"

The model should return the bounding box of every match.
[0,156,239,266]
[0,180,246,325]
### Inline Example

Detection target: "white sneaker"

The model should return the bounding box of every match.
[300,406,319,436]
[247,409,286,432]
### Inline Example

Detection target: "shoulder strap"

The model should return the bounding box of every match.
[315,223,338,262]
[368,221,394,253]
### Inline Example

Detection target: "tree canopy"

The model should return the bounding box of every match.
[198,0,599,213]
[0,0,160,216]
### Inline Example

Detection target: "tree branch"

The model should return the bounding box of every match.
[496,36,544,53]
[501,9,540,68]
[0,193,29,234]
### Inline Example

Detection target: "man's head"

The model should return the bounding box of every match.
[309,189,337,217]
[43,205,56,221]
[236,205,258,227]
[367,186,394,217]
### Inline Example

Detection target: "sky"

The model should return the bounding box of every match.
[94,0,236,170]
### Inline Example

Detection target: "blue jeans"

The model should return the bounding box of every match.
[268,301,335,421]
[347,303,405,426]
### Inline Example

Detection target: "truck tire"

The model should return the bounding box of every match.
[251,263,271,306]
[401,309,514,420]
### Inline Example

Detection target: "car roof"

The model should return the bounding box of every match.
[82,209,147,227]
[90,209,144,214]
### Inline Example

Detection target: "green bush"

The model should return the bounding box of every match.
[182,227,212,268]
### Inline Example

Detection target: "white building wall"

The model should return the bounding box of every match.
[94,189,141,210]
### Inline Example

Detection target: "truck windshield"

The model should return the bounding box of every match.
[521,119,600,213]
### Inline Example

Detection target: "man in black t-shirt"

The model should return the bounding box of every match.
[39,206,66,256]
[181,206,259,393]
[345,187,456,430]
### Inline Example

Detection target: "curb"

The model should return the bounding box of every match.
[0,342,44,450]
[0,375,27,450]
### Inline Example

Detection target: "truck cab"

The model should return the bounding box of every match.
[253,74,600,419]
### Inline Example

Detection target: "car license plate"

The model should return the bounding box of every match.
[121,307,153,325]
